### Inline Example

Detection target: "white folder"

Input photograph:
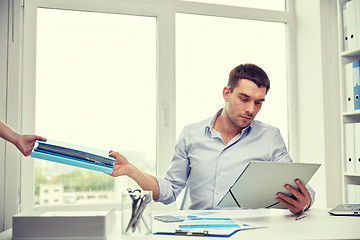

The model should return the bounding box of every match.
[346,0,358,50]
[344,63,354,111]
[345,123,355,173]
[342,2,349,51]
[356,0,360,48]
[356,185,360,203]
[355,123,360,172]
[347,184,357,204]
[217,161,320,209]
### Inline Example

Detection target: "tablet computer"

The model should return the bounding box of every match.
[218,161,320,209]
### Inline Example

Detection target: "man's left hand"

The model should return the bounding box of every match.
[276,178,311,214]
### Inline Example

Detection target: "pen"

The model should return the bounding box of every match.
[175,230,209,236]
[295,214,306,221]
[132,195,151,232]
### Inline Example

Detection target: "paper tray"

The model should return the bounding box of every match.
[12,205,116,240]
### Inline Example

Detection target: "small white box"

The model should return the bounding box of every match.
[12,205,116,240]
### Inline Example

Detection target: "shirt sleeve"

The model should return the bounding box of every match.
[269,128,292,163]
[270,128,316,204]
[155,128,190,205]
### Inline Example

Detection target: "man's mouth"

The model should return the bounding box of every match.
[240,115,252,120]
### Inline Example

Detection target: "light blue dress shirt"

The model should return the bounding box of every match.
[156,109,315,210]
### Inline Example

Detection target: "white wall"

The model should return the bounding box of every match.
[294,0,341,208]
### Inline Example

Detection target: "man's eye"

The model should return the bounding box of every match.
[240,97,249,102]
[255,101,263,105]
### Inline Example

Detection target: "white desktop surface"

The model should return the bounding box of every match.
[1,208,359,239]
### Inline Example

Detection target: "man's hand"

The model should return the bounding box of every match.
[108,151,133,177]
[108,150,160,200]
[276,179,311,214]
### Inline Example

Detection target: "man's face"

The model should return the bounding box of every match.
[223,79,266,129]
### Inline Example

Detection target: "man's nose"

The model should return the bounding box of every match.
[245,102,255,114]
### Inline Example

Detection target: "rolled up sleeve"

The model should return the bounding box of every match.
[155,130,190,205]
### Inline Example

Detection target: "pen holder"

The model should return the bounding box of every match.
[121,190,153,235]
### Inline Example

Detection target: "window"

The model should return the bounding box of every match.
[34,8,156,205]
[176,14,288,144]
[180,0,285,11]
[18,0,292,211]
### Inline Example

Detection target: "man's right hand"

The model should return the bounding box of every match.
[109,151,133,177]
[108,150,160,200]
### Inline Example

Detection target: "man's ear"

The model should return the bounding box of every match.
[223,86,230,102]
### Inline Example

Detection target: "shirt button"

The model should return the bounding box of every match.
[216,192,220,195]
[217,170,221,175]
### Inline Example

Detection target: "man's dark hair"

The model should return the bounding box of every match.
[228,63,270,93]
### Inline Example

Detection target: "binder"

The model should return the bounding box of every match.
[346,0,358,50]
[355,123,360,173]
[356,0,360,48]
[345,123,356,173]
[31,139,115,174]
[357,185,360,203]
[344,63,354,111]
[347,184,357,204]
[342,2,349,51]
[354,60,360,110]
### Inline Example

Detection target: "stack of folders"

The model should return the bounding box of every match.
[31,139,115,174]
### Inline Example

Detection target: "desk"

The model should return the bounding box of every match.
[1,208,359,239]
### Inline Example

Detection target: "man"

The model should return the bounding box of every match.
[0,119,46,156]
[110,63,313,214]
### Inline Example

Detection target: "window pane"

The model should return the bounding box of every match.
[176,13,288,145]
[180,0,285,11]
[35,8,156,205]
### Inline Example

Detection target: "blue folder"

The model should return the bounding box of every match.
[31,139,115,174]
[353,60,360,110]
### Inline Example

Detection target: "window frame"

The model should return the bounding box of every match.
[2,0,297,230]
[21,0,177,211]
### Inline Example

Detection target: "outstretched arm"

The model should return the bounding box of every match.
[0,120,46,156]
[109,151,160,200]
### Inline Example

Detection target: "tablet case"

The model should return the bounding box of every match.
[218,161,320,209]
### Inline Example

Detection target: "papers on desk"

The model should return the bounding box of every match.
[154,211,263,237]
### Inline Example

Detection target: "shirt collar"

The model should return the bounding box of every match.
[205,108,254,134]
[205,108,223,133]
